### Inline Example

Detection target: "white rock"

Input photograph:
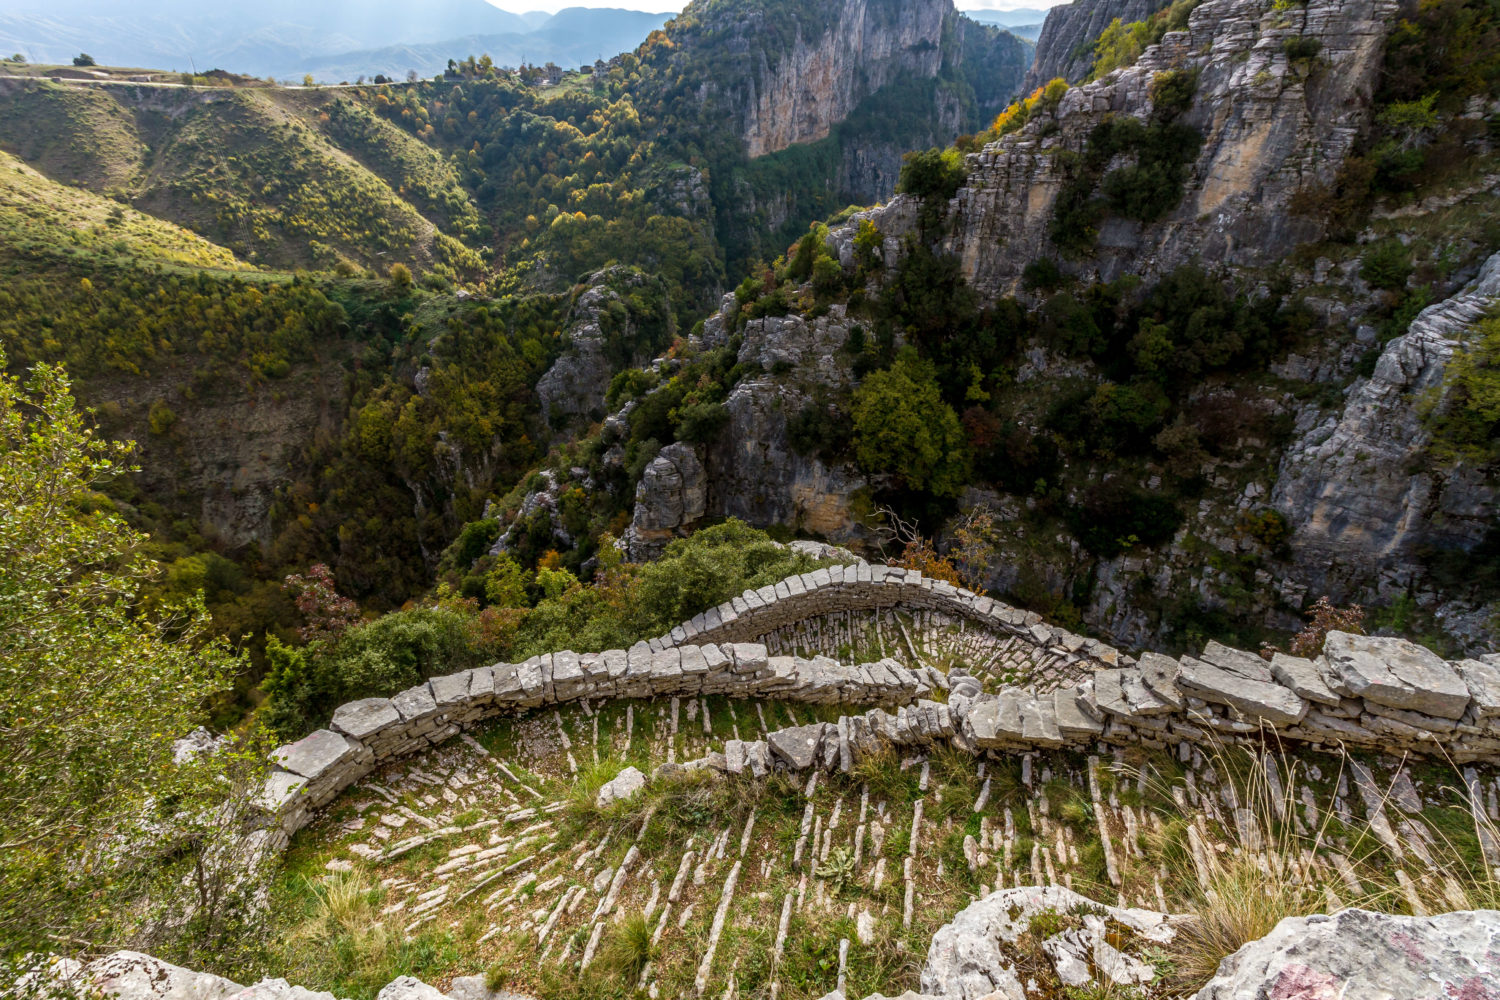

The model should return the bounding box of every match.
[1194,908,1500,999]
[596,766,647,809]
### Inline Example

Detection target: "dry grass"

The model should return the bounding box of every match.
[1134,741,1500,992]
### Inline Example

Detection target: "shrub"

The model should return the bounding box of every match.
[674,401,729,443]
[897,147,968,202]
[1360,239,1412,291]
[850,356,970,497]
[1022,258,1065,292]
[262,606,482,738]
[1282,36,1323,62]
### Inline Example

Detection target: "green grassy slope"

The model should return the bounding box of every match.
[0,148,246,270]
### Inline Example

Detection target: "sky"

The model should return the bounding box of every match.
[482,0,1063,13]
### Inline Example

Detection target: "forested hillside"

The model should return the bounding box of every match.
[0,0,1028,718]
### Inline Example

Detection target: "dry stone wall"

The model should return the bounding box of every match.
[258,565,1500,843]
[705,632,1500,782]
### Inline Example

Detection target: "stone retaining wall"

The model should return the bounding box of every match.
[641,563,1129,674]
[261,642,944,838]
[699,632,1500,779]
[259,564,1500,841]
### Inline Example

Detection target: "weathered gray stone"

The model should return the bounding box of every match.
[330,698,400,741]
[1268,653,1341,707]
[596,766,647,809]
[1176,657,1308,727]
[390,683,437,722]
[271,729,368,781]
[429,670,473,708]
[921,886,1177,1000]
[376,977,447,1000]
[83,951,247,1000]
[1199,641,1274,684]
[1137,652,1183,709]
[1193,907,1500,1000]
[767,723,829,770]
[1455,657,1500,719]
[1053,685,1104,738]
[1323,632,1471,720]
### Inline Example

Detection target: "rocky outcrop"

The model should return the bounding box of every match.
[49,950,343,1000]
[849,0,1398,298]
[39,952,535,1000]
[714,313,867,541]
[1273,253,1500,631]
[921,886,1179,999]
[1194,907,1500,999]
[535,267,673,442]
[1024,0,1173,90]
[621,442,708,560]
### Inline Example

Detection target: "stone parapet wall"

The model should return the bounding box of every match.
[261,642,943,838]
[643,562,1129,673]
[699,633,1500,778]
[259,563,1500,843]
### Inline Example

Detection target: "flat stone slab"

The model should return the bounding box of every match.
[1323,632,1470,721]
[330,698,400,740]
[1177,657,1307,726]
[767,723,829,770]
[272,729,361,781]
[1268,653,1341,707]
[391,683,437,722]
[1199,640,1274,684]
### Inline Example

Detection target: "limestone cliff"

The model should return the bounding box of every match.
[666,0,978,158]
[662,0,1029,184]
[1024,0,1173,90]
[850,0,1396,298]
[1273,254,1500,635]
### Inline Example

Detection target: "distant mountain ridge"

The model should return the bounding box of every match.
[0,2,669,80]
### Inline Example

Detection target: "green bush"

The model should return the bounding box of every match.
[262,606,483,738]
[898,147,968,202]
[850,355,969,497]
[1282,36,1323,62]
[674,401,730,443]
[1361,239,1412,291]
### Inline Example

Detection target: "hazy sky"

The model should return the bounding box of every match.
[482,1,1063,13]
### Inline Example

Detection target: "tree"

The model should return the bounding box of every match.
[72,53,95,67]
[851,356,969,497]
[0,355,237,952]
[302,73,315,87]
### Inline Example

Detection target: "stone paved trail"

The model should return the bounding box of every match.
[760,608,1091,693]
[286,689,1500,1000]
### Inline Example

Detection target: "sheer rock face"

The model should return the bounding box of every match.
[721,0,955,158]
[853,0,1398,298]
[1193,908,1500,1000]
[1024,0,1172,90]
[1272,253,1500,616]
[706,303,867,544]
[671,0,1026,175]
